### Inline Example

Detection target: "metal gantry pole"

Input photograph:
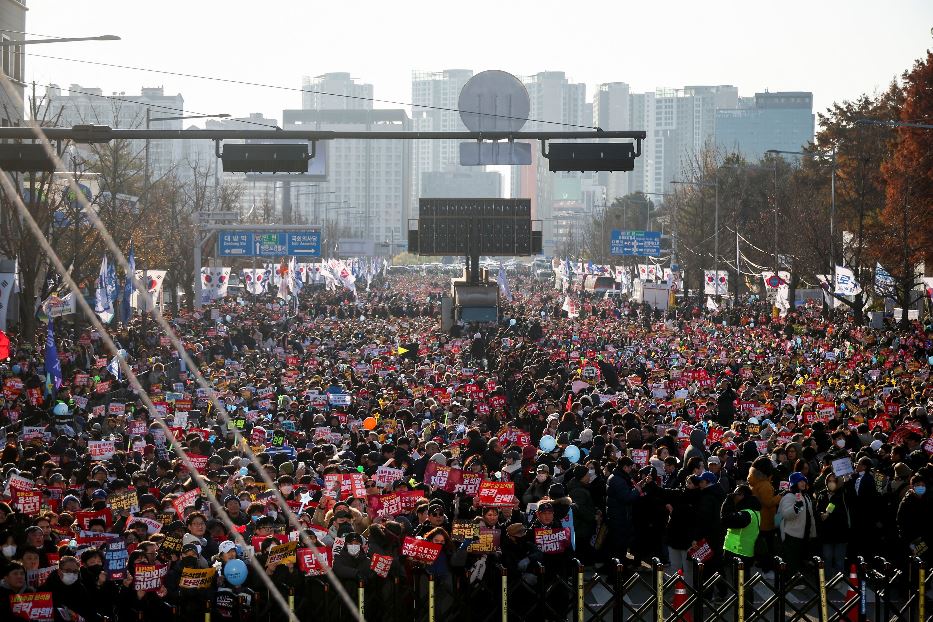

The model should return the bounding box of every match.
[714,177,720,299]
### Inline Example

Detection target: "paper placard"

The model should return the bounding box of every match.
[401,536,443,564]
[179,567,217,589]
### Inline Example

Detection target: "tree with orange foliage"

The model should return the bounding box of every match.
[876,51,933,327]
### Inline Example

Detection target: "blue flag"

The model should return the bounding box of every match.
[44,319,62,394]
[497,263,512,302]
[94,256,114,323]
[122,244,135,323]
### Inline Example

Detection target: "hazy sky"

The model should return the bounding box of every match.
[22,0,933,128]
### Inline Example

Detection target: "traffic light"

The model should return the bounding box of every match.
[220,144,311,173]
[545,142,637,172]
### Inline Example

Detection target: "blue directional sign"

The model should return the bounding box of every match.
[216,230,321,257]
[610,230,662,257]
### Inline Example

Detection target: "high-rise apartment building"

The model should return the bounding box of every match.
[410,69,485,202]
[593,82,632,202]
[283,108,411,250]
[40,85,185,179]
[511,71,588,255]
[301,72,373,111]
[715,91,814,160]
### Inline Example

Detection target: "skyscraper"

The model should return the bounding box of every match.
[715,91,814,160]
[410,69,480,202]
[40,85,185,179]
[301,73,373,111]
[593,82,632,202]
[512,71,588,256]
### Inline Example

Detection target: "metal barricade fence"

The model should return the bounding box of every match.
[234,555,932,622]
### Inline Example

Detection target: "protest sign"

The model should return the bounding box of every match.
[179,567,217,589]
[10,592,53,622]
[375,465,404,488]
[102,540,129,580]
[533,528,571,554]
[401,537,443,564]
[172,488,201,515]
[424,462,463,492]
[88,440,116,461]
[371,553,394,578]
[267,541,298,566]
[451,520,480,542]
[160,534,183,555]
[108,490,139,514]
[12,489,41,516]
[133,564,167,592]
[832,457,854,478]
[75,508,112,530]
[477,481,515,507]
[467,527,501,553]
[25,567,55,589]
[297,547,332,576]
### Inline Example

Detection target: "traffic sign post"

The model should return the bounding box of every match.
[610,230,661,257]
[216,230,321,257]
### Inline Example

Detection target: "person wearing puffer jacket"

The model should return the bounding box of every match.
[778,472,818,574]
[748,456,782,571]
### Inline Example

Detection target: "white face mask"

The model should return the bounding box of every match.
[1,545,15,558]
[346,544,361,556]
[240,500,250,511]
[588,470,597,481]
[61,572,79,586]
[280,486,293,496]
[836,439,846,448]
[536,474,548,483]
[553,467,562,476]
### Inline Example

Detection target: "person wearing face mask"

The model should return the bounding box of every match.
[896,475,932,563]
[522,464,552,506]
[40,555,94,622]
[850,456,881,562]
[222,495,250,527]
[565,465,597,564]
[814,471,853,577]
[333,531,372,594]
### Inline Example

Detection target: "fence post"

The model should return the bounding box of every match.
[655,558,665,622]
[816,558,829,622]
[917,558,926,622]
[358,579,366,618]
[428,574,435,622]
[501,566,508,622]
[289,586,295,620]
[693,559,705,622]
[205,597,212,622]
[736,559,745,622]
[576,560,585,622]
[614,559,624,622]
[775,559,787,622]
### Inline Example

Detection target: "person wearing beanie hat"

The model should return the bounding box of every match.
[813,470,852,577]
[778,471,817,574]
[522,464,552,506]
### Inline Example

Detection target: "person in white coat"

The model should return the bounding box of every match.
[779,471,818,574]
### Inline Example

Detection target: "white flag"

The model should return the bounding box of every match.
[134,270,167,312]
[817,274,843,308]
[242,269,269,295]
[834,265,862,296]
[200,267,231,302]
[704,270,728,296]
[95,256,114,323]
[706,296,719,311]
[561,296,579,319]
[497,264,513,302]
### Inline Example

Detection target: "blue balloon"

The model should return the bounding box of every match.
[11,364,20,374]
[239,467,248,477]
[224,558,248,586]
[563,445,581,464]
[539,435,557,452]
[53,402,68,416]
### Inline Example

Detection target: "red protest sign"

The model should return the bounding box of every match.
[401,537,443,564]
[12,489,41,516]
[455,473,484,496]
[297,547,332,576]
[185,454,209,474]
[424,462,463,493]
[172,488,200,515]
[371,553,394,578]
[533,527,571,554]
[10,592,54,622]
[477,481,515,507]
[75,509,112,530]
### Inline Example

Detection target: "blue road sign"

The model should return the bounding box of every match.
[610,230,661,257]
[216,230,321,257]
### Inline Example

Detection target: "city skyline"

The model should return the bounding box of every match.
[24,0,932,129]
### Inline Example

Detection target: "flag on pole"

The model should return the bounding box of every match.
[833,265,862,296]
[95,256,114,323]
[44,319,62,394]
[497,263,512,302]
[874,263,895,298]
[122,244,135,323]
[288,257,303,295]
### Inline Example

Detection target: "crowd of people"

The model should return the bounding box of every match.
[0,267,931,621]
